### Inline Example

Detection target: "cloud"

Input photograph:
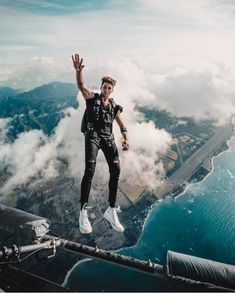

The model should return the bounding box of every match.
[0,128,55,193]
[0,118,11,142]
[0,62,173,197]
[2,0,235,66]
[147,68,235,122]
[2,47,235,120]
[2,0,235,197]
[1,47,235,200]
[86,53,235,123]
[138,0,235,28]
[0,57,73,90]
[2,1,235,94]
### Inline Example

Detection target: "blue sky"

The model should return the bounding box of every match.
[2,0,235,61]
[1,0,235,109]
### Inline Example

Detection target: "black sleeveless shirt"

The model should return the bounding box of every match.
[85,93,123,144]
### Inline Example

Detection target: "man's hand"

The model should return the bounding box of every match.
[72,53,85,72]
[122,139,129,151]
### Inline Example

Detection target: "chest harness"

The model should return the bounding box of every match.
[81,94,117,133]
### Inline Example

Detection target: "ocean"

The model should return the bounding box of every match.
[64,137,235,292]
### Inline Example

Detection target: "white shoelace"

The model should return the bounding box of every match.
[111,206,122,224]
[80,209,91,228]
[82,202,92,210]
[115,206,122,213]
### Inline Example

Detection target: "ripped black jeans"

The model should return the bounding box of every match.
[80,132,120,209]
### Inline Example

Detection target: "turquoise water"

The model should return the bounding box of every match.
[65,138,235,292]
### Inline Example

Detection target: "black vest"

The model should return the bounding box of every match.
[81,93,119,133]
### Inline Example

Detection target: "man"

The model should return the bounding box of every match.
[72,53,129,234]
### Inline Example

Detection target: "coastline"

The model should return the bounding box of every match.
[26,129,235,287]
[62,258,92,287]
[119,130,234,250]
[2,127,233,288]
[175,135,234,200]
[62,134,235,288]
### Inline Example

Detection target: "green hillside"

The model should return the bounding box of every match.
[0,82,78,138]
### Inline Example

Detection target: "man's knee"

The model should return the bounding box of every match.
[84,160,96,178]
[110,160,121,177]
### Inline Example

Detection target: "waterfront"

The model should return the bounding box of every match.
[64,137,235,292]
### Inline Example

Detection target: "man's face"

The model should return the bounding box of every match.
[100,82,113,98]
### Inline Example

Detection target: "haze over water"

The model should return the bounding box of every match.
[65,137,235,292]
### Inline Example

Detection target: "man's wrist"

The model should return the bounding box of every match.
[120,127,127,133]
[75,66,84,73]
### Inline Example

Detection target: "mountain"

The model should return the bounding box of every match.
[0,81,79,138]
[0,87,21,98]
[17,81,77,101]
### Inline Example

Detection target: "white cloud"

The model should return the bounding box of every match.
[147,68,235,122]
[0,67,172,197]
[138,0,235,28]
[0,57,73,90]
[0,118,11,142]
[0,107,82,195]
[86,53,235,123]
[1,48,235,198]
[0,129,50,193]
[1,0,235,199]
[1,0,234,65]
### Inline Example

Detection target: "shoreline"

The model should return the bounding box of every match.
[175,135,234,200]
[2,129,233,288]
[62,257,92,287]
[119,133,234,250]
[62,135,235,287]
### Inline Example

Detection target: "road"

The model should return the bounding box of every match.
[157,125,234,197]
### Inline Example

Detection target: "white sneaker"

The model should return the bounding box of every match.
[79,204,92,234]
[104,206,124,232]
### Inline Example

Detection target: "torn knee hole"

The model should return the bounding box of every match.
[87,160,96,163]
[113,160,120,164]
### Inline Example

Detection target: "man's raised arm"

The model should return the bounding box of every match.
[72,53,94,100]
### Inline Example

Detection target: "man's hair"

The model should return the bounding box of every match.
[101,76,116,87]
